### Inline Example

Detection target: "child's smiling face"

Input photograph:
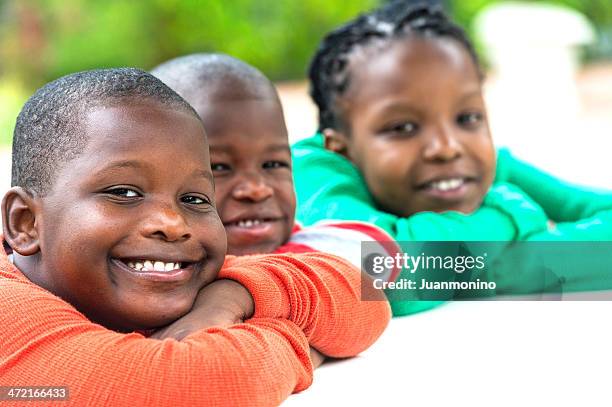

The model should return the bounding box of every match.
[30,101,226,332]
[192,90,295,256]
[328,36,496,217]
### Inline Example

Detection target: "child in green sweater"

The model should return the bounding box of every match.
[292,1,612,314]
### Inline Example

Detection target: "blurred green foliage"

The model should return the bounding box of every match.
[0,0,378,145]
[1,0,612,146]
[0,0,379,86]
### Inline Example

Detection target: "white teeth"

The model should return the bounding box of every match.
[237,219,262,228]
[124,260,182,272]
[431,178,464,191]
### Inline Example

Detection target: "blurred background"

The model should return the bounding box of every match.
[1,0,611,193]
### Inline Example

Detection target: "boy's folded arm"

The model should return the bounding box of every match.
[219,253,391,358]
[0,276,312,407]
[496,148,612,222]
[150,279,255,340]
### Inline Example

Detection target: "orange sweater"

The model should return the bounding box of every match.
[0,251,390,406]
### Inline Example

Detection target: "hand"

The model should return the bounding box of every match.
[310,347,326,368]
[151,279,254,340]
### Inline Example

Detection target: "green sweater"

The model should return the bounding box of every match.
[292,134,612,315]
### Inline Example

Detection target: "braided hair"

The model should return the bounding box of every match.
[308,1,481,133]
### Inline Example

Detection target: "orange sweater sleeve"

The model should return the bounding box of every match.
[219,252,391,358]
[0,257,312,407]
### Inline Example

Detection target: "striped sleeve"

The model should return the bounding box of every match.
[276,221,402,284]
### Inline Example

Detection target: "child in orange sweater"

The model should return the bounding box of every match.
[0,68,390,406]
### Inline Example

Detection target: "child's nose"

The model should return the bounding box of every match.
[232,173,274,202]
[422,125,463,162]
[140,204,191,242]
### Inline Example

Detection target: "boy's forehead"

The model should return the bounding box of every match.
[201,98,288,144]
[50,103,211,185]
[84,102,206,145]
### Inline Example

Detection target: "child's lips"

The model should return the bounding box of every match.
[417,177,475,201]
[110,257,199,283]
[224,218,284,241]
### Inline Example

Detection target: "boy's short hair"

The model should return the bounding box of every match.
[151,53,276,102]
[12,67,200,196]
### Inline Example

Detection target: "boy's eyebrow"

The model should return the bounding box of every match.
[97,160,214,183]
[210,144,291,153]
[265,144,291,153]
[98,160,147,172]
[457,89,483,104]
[192,169,215,183]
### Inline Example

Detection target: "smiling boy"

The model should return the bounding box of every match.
[151,53,399,262]
[0,68,390,406]
[9,94,226,332]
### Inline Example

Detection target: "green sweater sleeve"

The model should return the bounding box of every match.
[496,148,612,222]
[293,135,548,242]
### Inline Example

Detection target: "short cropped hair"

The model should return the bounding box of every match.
[151,53,277,103]
[12,67,199,196]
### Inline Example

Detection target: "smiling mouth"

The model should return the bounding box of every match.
[116,259,191,273]
[420,177,474,192]
[225,218,281,228]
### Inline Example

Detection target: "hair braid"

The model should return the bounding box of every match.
[308,1,481,133]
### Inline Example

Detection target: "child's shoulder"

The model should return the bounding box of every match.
[276,221,400,269]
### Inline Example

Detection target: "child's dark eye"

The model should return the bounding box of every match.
[104,187,142,199]
[381,121,419,137]
[262,161,290,170]
[457,112,484,128]
[211,163,231,172]
[181,194,211,206]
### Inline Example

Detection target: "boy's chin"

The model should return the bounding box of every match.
[97,300,195,333]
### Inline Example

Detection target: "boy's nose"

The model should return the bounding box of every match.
[140,204,191,242]
[232,173,274,202]
[422,125,462,162]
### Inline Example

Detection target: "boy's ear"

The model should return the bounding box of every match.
[2,187,40,256]
[323,128,350,158]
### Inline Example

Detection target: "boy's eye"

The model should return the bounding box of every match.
[382,121,419,137]
[181,194,211,206]
[211,163,231,172]
[104,187,142,198]
[262,160,290,170]
[457,112,484,128]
